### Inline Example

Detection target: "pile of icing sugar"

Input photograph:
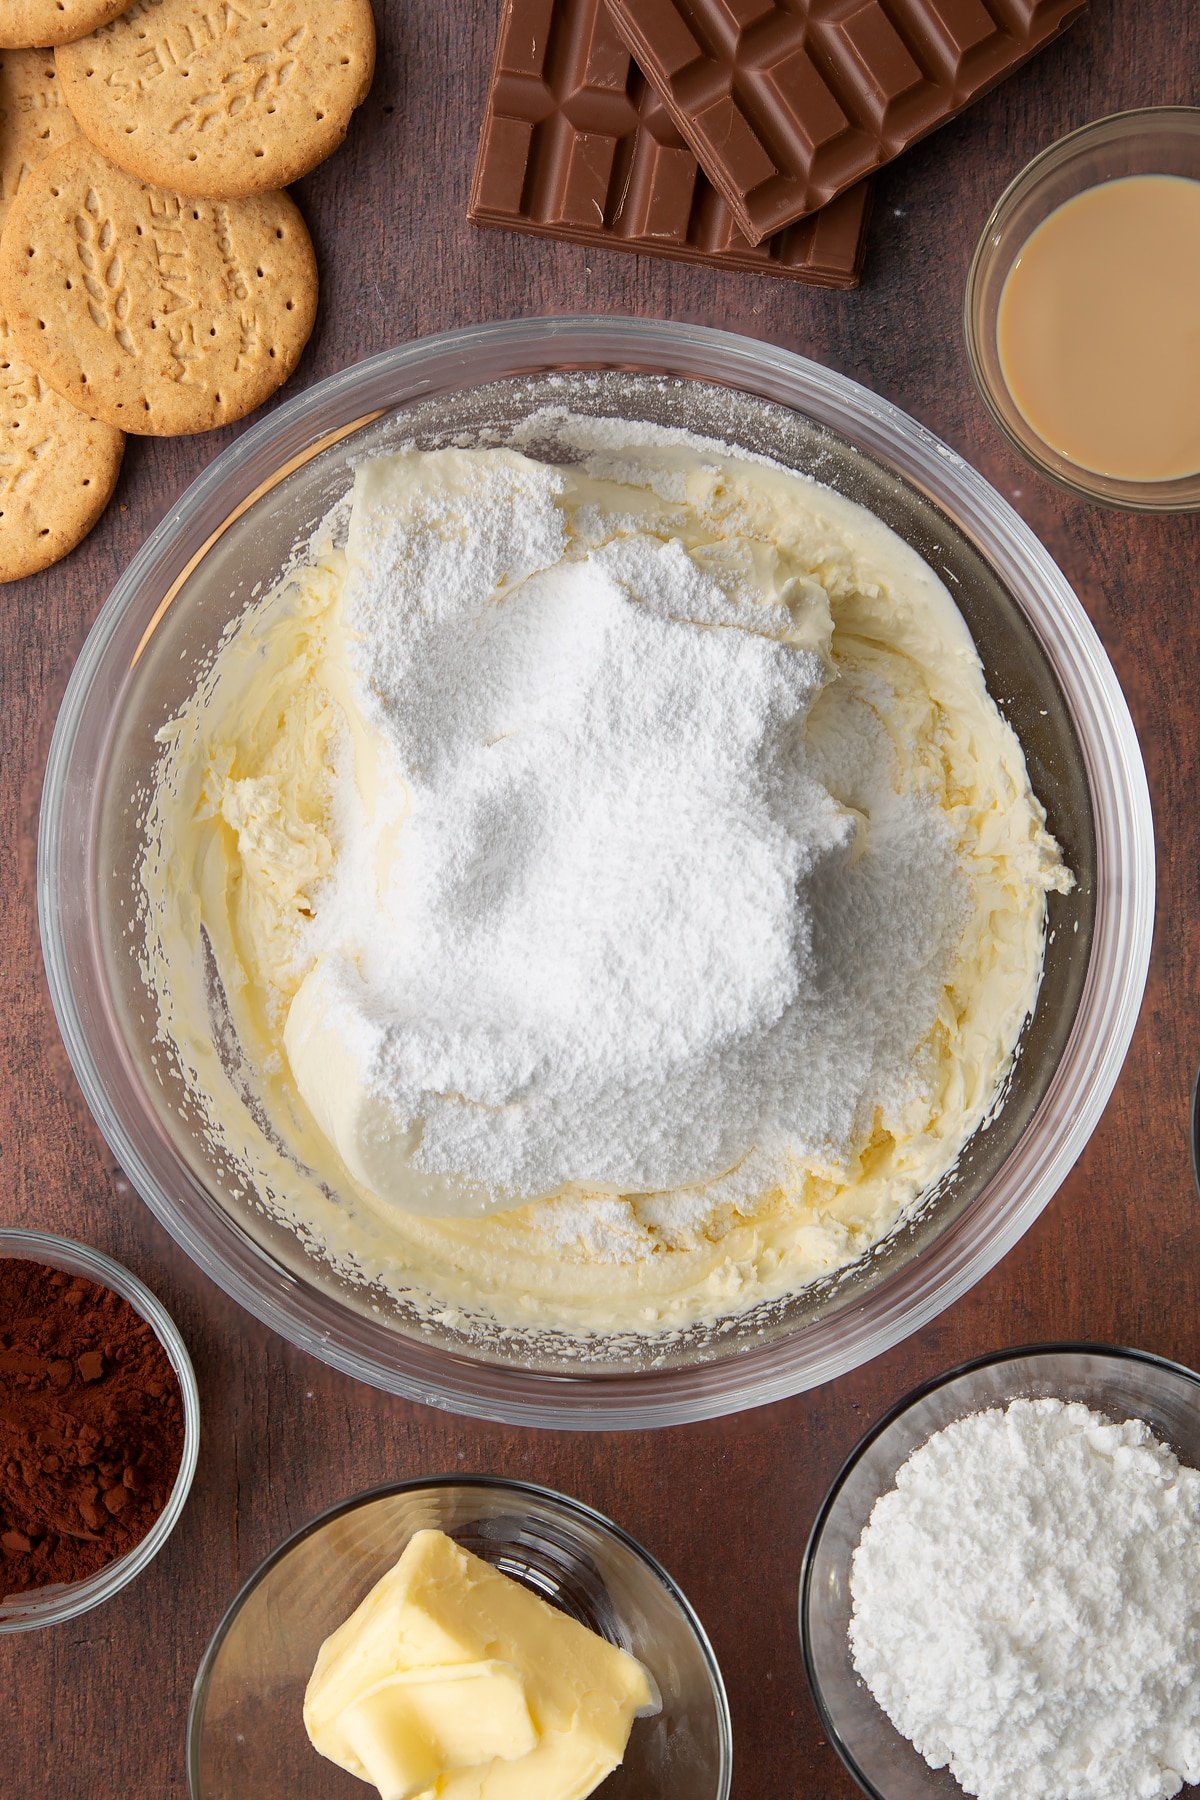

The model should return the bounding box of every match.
[850,1397,1200,1800]
[305,447,965,1202]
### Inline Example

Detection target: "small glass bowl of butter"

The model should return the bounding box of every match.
[965,107,1200,510]
[188,1476,732,1799]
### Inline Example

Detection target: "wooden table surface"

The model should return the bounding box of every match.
[3,2,1199,1793]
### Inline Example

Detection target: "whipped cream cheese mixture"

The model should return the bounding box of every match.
[141,414,1070,1336]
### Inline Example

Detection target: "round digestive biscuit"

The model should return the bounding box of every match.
[0,48,79,229]
[0,313,123,581]
[55,0,376,199]
[0,0,135,52]
[0,139,318,435]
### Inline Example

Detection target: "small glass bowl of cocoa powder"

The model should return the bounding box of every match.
[0,1228,199,1632]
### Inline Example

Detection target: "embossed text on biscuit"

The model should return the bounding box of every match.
[105,1,263,94]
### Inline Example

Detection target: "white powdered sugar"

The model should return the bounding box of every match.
[301,446,966,1206]
[850,1398,1200,1800]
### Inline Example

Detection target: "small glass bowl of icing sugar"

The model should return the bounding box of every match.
[801,1343,1200,1800]
[966,107,1200,510]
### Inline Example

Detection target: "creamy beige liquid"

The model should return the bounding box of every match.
[997,174,1200,482]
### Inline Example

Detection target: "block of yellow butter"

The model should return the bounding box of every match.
[335,1660,539,1797]
[303,1527,660,1800]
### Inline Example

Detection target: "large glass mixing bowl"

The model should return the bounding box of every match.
[38,318,1153,1429]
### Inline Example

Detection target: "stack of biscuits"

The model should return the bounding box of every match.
[0,0,376,582]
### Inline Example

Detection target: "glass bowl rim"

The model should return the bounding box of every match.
[963,104,1200,512]
[0,1226,200,1633]
[186,1470,734,1799]
[38,314,1155,1429]
[797,1338,1200,1800]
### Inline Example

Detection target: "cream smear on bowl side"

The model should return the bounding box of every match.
[140,415,1070,1336]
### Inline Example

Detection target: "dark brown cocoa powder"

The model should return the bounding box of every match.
[0,1257,185,1596]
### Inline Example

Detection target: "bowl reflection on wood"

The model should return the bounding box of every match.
[37,318,1153,1427]
[187,1477,732,1800]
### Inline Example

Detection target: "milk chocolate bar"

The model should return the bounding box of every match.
[607,0,1085,243]
[469,0,872,286]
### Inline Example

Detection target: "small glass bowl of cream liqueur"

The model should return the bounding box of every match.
[966,107,1200,511]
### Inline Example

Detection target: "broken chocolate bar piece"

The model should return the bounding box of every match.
[607,0,1085,243]
[470,0,872,285]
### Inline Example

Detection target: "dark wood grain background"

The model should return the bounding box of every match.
[3,3,1198,1793]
